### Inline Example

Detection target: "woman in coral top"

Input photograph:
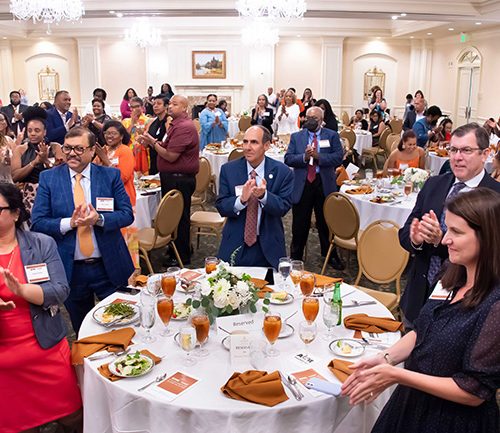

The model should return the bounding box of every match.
[0,183,82,433]
[384,130,425,175]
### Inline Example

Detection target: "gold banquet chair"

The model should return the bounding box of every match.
[389,118,403,135]
[354,220,409,312]
[362,128,390,170]
[137,189,184,274]
[238,116,252,133]
[341,111,350,126]
[191,157,212,210]
[386,133,401,153]
[321,192,362,275]
[228,148,245,161]
[339,128,357,149]
[190,211,226,251]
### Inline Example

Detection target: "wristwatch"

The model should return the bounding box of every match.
[95,213,104,227]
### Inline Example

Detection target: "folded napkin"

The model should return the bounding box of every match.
[328,359,354,383]
[314,274,343,288]
[336,166,349,186]
[135,275,148,287]
[71,327,136,365]
[98,349,161,382]
[221,370,288,407]
[257,286,274,299]
[344,314,403,337]
[250,278,268,289]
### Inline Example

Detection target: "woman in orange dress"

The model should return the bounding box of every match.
[0,183,82,433]
[384,129,425,175]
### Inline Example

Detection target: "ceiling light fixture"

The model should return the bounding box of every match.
[241,19,279,47]
[427,32,432,35]
[400,13,407,17]
[391,15,398,20]
[448,28,454,31]
[9,0,84,24]
[475,22,482,25]
[125,18,161,48]
[236,0,307,21]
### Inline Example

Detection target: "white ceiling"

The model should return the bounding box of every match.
[1,0,500,40]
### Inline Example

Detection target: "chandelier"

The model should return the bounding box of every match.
[125,18,161,48]
[236,0,307,20]
[241,20,279,47]
[9,0,85,24]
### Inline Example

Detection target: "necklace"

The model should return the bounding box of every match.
[0,245,17,271]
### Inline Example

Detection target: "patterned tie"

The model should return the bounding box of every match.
[74,173,95,257]
[244,170,258,247]
[307,134,318,183]
[427,182,466,285]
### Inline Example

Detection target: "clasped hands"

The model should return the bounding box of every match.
[241,178,266,204]
[70,203,99,229]
[305,144,319,160]
[410,210,443,247]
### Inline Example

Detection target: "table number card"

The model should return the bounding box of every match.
[291,369,327,398]
[230,332,252,369]
[149,371,199,402]
[216,312,264,333]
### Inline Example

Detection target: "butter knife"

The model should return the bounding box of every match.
[343,301,377,308]
[279,372,301,400]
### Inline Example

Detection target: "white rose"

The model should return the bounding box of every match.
[213,292,228,308]
[227,291,240,310]
[235,281,249,296]
[200,279,212,296]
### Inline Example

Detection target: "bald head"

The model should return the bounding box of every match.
[306,106,324,121]
[168,95,188,118]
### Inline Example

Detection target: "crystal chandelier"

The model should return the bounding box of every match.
[9,0,85,24]
[125,18,161,48]
[236,0,307,20]
[241,20,279,47]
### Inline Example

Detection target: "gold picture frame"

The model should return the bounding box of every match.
[192,51,226,79]
[364,67,385,101]
[38,66,60,101]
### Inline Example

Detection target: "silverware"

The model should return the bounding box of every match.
[343,300,377,308]
[279,372,302,400]
[102,311,135,327]
[389,200,404,206]
[137,373,167,392]
[88,347,130,361]
[287,375,304,400]
[218,326,230,334]
[361,337,390,350]
[341,290,355,299]
[284,311,297,322]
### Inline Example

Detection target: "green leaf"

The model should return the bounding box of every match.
[249,303,257,313]
[262,306,269,313]
[185,298,192,306]
[201,297,209,307]
[192,300,201,309]
[226,305,233,314]
[263,298,270,305]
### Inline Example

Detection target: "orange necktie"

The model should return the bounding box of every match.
[74,173,94,257]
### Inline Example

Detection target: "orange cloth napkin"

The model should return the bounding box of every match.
[134,275,148,287]
[336,166,349,186]
[344,313,403,336]
[221,370,288,407]
[328,359,354,383]
[98,349,162,382]
[250,278,268,289]
[257,286,274,299]
[71,327,136,365]
[313,274,343,288]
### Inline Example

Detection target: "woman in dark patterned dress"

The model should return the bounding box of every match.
[342,188,500,433]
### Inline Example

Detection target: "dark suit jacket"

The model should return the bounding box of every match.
[398,171,500,323]
[403,110,418,131]
[46,107,72,144]
[250,108,274,135]
[216,157,293,268]
[1,103,28,134]
[31,163,135,286]
[284,128,344,204]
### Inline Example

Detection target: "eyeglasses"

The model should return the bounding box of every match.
[130,105,142,109]
[0,206,11,213]
[103,131,120,137]
[446,146,483,155]
[61,145,91,155]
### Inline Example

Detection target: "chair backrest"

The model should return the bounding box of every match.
[341,111,350,126]
[193,118,201,133]
[228,148,245,161]
[378,128,392,157]
[355,220,409,298]
[323,192,360,242]
[194,157,212,195]
[154,189,184,241]
[340,137,350,152]
[238,116,252,132]
[234,131,245,142]
[339,128,356,148]
[277,133,291,145]
[389,118,403,135]
[386,133,401,153]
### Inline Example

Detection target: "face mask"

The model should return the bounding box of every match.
[303,119,319,132]
[430,119,438,127]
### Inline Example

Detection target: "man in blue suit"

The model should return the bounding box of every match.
[46,90,79,144]
[32,127,134,333]
[216,125,293,269]
[285,106,344,268]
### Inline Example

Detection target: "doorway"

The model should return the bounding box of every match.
[455,48,481,126]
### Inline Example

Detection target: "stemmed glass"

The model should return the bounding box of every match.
[278,257,292,291]
[299,272,315,297]
[290,260,304,295]
[322,303,340,340]
[157,295,173,337]
[404,182,413,201]
[299,321,317,356]
[302,296,319,323]
[161,269,178,298]
[140,289,156,343]
[263,311,282,357]
[146,274,161,297]
[191,311,210,357]
[179,326,197,366]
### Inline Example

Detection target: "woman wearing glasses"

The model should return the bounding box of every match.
[10,107,63,216]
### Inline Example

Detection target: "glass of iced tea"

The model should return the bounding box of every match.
[263,312,282,357]
[302,296,319,323]
[204,256,219,275]
[157,296,174,336]
[404,182,413,201]
[290,260,304,295]
[300,272,315,297]
[161,271,177,298]
[191,311,210,357]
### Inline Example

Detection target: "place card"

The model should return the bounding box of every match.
[148,371,200,402]
[179,269,203,282]
[216,312,264,334]
[230,332,252,369]
[291,368,327,398]
[345,163,360,179]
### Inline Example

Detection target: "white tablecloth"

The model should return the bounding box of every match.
[340,184,416,229]
[135,187,162,229]
[228,118,240,138]
[426,152,448,176]
[78,268,398,433]
[353,131,372,153]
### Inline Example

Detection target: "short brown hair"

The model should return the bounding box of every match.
[451,122,489,150]
[65,126,96,147]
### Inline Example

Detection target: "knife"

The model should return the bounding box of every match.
[343,301,377,308]
[279,372,302,400]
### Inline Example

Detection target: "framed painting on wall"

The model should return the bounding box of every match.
[363,67,385,101]
[38,66,60,101]
[192,51,226,79]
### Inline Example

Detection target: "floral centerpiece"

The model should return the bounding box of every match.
[186,261,268,323]
[391,167,430,191]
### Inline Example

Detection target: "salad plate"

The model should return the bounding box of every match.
[93,302,139,326]
[108,352,155,377]
[329,338,365,357]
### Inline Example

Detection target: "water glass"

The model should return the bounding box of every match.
[146,274,161,296]
[278,257,292,291]
[322,304,340,341]
[299,321,317,356]
[365,169,373,182]
[290,260,304,295]
[179,326,197,366]
[140,290,157,343]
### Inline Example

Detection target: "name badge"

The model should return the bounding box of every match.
[319,139,330,149]
[262,112,270,117]
[110,157,119,166]
[24,263,50,283]
[429,281,450,300]
[96,197,114,212]
[235,185,244,197]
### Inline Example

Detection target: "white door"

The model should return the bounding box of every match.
[455,66,480,126]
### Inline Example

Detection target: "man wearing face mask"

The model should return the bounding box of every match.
[1,90,28,136]
[413,105,442,148]
[285,107,344,269]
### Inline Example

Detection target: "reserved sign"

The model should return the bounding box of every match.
[216,312,264,333]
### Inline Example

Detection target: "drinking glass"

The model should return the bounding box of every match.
[161,270,177,298]
[290,260,304,295]
[204,257,219,275]
[179,326,197,366]
[302,296,319,323]
[299,321,317,356]
[365,169,373,182]
[191,311,210,357]
[157,296,173,337]
[299,272,315,297]
[263,312,282,357]
[404,182,413,201]
[146,274,161,296]
[278,257,292,291]
[140,290,156,343]
[322,303,340,340]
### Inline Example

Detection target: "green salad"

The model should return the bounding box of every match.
[114,352,152,376]
[102,303,135,323]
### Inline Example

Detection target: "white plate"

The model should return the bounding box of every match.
[92,303,140,326]
[329,338,365,358]
[108,353,154,378]
[221,324,294,351]
[269,293,294,305]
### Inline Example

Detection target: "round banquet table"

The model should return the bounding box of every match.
[135,187,161,229]
[339,184,416,230]
[353,131,372,154]
[425,152,448,176]
[227,117,240,139]
[78,267,399,433]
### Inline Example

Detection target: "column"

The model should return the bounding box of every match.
[0,41,14,102]
[76,38,101,105]
[320,37,344,107]
[409,39,433,97]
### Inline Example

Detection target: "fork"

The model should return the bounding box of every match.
[88,347,131,361]
[137,373,168,392]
